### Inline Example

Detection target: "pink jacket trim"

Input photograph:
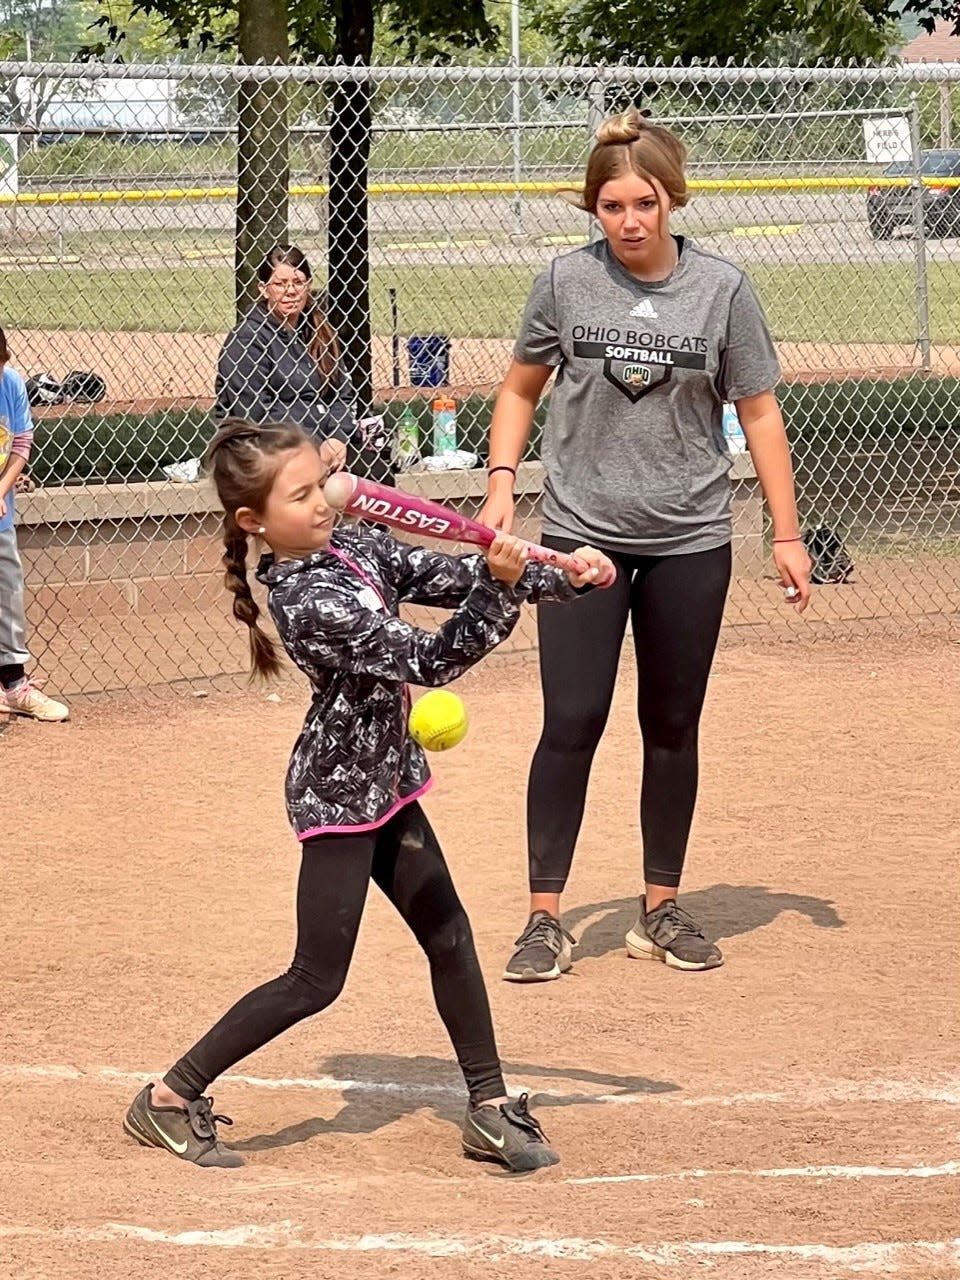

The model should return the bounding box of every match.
[296,777,434,840]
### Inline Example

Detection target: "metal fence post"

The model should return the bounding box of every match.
[586,79,605,244]
[909,93,932,373]
[509,0,523,234]
[939,82,952,149]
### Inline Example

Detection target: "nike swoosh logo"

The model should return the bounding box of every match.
[146,1108,189,1154]
[470,1118,506,1149]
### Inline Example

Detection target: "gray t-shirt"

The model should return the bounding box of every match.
[514,237,780,555]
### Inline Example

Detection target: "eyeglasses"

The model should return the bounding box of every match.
[268,277,309,294]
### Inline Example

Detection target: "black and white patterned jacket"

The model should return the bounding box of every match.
[257,524,578,839]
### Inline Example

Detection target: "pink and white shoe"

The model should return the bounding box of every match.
[0,679,69,722]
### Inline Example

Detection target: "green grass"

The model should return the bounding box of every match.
[19,141,237,182]
[59,229,235,257]
[1,266,233,332]
[19,86,951,183]
[373,267,539,339]
[3,261,960,342]
[753,264,960,345]
[0,264,540,336]
[18,132,589,183]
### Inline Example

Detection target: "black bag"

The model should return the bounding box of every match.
[61,370,107,404]
[25,373,64,407]
[803,524,855,585]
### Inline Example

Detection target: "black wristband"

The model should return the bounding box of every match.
[487,465,517,479]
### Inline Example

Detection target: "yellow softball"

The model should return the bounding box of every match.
[408,690,469,752]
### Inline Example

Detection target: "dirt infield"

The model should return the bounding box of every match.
[3,640,959,1279]
[24,555,960,698]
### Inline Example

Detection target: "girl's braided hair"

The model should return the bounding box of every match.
[204,417,310,679]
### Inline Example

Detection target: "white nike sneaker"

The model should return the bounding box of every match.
[0,679,69,722]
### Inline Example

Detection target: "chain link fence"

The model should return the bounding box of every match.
[1,60,958,694]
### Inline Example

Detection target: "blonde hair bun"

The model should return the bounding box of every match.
[576,108,688,215]
[595,107,651,146]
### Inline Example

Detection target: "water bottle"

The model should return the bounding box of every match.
[357,413,393,485]
[395,404,421,471]
[431,397,458,456]
[722,402,747,454]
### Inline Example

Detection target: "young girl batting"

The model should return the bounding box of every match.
[123,418,613,1173]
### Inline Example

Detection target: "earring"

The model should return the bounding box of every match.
[258,526,266,535]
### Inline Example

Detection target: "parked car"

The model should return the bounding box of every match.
[867,149,960,240]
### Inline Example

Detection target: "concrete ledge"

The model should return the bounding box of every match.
[17,479,222,525]
[401,461,545,500]
[17,453,757,526]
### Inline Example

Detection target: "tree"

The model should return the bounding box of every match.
[902,0,960,36]
[0,0,96,135]
[235,0,289,327]
[1,0,211,139]
[534,0,958,66]
[92,0,498,416]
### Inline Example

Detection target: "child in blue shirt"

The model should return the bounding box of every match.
[0,327,69,721]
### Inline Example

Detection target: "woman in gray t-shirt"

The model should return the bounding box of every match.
[215,245,357,467]
[482,108,811,980]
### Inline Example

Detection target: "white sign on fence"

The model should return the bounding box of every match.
[863,117,912,165]
[0,135,17,197]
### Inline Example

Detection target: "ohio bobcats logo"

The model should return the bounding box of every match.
[571,326,708,404]
[601,351,673,402]
[622,364,653,390]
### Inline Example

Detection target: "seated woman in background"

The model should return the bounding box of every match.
[215,245,357,468]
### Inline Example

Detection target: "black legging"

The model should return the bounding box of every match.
[528,539,732,893]
[165,803,505,1107]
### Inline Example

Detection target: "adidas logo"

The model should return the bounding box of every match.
[629,298,658,319]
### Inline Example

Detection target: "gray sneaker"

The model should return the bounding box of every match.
[123,1084,244,1167]
[625,896,723,971]
[461,1092,560,1172]
[503,911,575,982]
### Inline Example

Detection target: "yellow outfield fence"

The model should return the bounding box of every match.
[3,176,960,207]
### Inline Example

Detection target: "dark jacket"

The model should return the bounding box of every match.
[257,524,579,839]
[215,304,357,441]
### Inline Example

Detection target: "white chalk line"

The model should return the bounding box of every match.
[6,1061,958,1192]
[4,1062,960,1108]
[1,1221,959,1268]
[216,1160,960,1196]
[567,1160,960,1186]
